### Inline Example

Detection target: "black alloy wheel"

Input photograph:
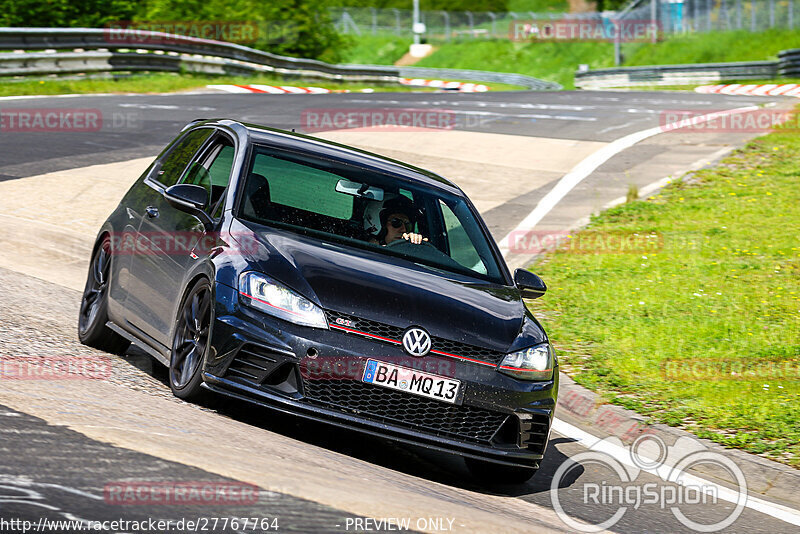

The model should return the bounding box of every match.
[169,280,212,400]
[78,236,130,354]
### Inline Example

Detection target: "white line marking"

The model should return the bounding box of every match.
[596,120,636,134]
[497,105,759,257]
[551,418,800,527]
[0,475,103,500]
[455,110,597,122]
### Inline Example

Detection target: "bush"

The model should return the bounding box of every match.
[0,0,347,63]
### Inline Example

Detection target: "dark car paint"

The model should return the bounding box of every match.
[95,119,557,468]
[227,218,526,351]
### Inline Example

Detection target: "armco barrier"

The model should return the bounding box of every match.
[0,27,560,90]
[575,61,780,89]
[778,48,800,77]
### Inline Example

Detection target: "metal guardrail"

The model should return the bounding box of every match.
[778,48,800,77]
[575,60,779,89]
[398,66,559,90]
[0,27,561,90]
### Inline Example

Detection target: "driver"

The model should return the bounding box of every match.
[370,196,428,246]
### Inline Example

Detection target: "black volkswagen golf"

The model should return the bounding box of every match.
[78,119,558,483]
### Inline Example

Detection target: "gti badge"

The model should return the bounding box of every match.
[402,327,431,357]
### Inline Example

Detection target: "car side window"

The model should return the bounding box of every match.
[182,135,235,218]
[248,152,354,220]
[154,128,214,187]
[439,199,487,275]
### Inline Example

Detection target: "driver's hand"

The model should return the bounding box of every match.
[403,233,428,245]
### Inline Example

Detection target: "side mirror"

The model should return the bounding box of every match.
[514,269,547,300]
[164,184,213,228]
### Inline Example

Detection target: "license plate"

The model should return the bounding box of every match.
[362,359,461,404]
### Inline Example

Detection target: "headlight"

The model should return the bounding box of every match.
[498,343,554,380]
[238,272,328,329]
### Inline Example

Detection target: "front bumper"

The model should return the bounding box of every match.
[205,282,558,468]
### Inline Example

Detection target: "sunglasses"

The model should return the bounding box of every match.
[389,217,412,230]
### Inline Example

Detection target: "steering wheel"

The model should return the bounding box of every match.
[385,237,467,272]
[385,238,436,250]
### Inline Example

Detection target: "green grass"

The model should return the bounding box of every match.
[412,40,614,89]
[342,28,800,90]
[624,29,800,66]
[508,0,569,11]
[340,35,413,65]
[0,70,523,97]
[604,78,800,91]
[527,120,800,466]
[0,72,454,97]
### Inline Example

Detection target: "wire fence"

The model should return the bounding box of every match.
[620,0,798,34]
[331,0,799,41]
[329,7,603,40]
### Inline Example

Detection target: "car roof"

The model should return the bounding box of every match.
[194,119,464,194]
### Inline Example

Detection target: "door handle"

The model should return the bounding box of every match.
[145,206,159,218]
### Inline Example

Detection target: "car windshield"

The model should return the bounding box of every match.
[238,144,506,284]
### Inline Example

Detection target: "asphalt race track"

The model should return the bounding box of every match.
[1,88,799,533]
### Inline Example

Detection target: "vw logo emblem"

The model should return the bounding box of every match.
[402,327,431,357]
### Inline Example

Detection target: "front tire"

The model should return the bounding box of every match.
[78,236,130,354]
[465,457,538,484]
[169,279,212,401]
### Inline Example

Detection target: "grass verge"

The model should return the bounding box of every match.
[408,40,614,90]
[623,29,800,66]
[343,29,800,90]
[0,72,463,98]
[526,119,800,466]
[600,79,800,91]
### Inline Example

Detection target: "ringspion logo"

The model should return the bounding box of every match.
[551,435,747,532]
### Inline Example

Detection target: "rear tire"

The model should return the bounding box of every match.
[169,279,212,402]
[78,236,130,354]
[465,457,538,484]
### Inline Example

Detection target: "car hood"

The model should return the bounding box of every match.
[229,220,525,352]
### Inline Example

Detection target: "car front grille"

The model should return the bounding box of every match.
[324,309,507,366]
[520,412,551,456]
[302,377,509,444]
